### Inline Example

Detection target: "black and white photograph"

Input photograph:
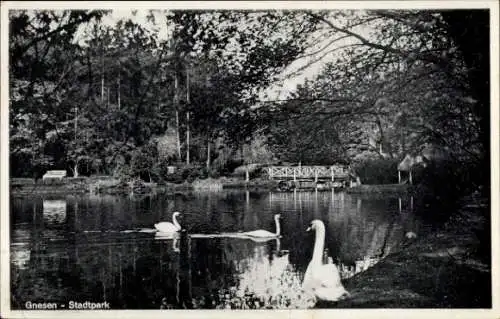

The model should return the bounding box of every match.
[1,1,499,318]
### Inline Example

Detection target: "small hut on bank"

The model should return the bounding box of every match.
[397,154,425,184]
[397,144,448,184]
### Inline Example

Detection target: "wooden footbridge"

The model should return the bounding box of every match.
[266,165,352,190]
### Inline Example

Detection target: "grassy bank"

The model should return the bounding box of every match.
[10,177,89,195]
[319,193,491,308]
[346,183,412,194]
[11,176,418,196]
[9,176,280,195]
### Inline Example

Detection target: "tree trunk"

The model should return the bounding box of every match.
[186,68,190,165]
[400,128,405,154]
[399,111,406,155]
[74,107,78,140]
[101,46,104,102]
[206,140,211,170]
[117,67,121,110]
[74,107,79,178]
[101,76,104,102]
[442,12,489,178]
[174,74,182,161]
[186,111,190,165]
[376,115,387,157]
[73,163,79,178]
[175,110,181,161]
[86,48,93,98]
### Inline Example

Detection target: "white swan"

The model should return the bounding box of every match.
[154,212,181,234]
[190,214,282,241]
[303,219,349,302]
[241,214,281,238]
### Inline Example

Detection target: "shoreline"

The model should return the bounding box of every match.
[9,177,412,196]
[327,193,490,308]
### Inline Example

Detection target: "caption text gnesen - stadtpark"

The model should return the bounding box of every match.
[24,301,111,310]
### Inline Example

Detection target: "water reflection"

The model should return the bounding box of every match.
[10,191,422,309]
[182,237,315,309]
[43,200,67,225]
[231,239,315,309]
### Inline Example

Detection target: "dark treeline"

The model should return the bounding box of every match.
[9,9,490,195]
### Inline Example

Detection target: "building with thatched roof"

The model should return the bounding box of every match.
[397,144,448,184]
[398,154,427,184]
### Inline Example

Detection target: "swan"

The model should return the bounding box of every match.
[241,214,282,238]
[302,219,349,302]
[190,214,282,241]
[154,212,182,234]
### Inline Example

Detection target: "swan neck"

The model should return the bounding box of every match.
[311,226,325,264]
[173,214,181,230]
[275,217,281,236]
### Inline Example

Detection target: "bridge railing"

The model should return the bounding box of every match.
[266,165,349,181]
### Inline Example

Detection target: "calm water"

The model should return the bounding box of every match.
[10,190,421,309]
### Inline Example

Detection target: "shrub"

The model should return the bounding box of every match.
[208,168,221,178]
[232,164,267,180]
[220,159,244,176]
[416,158,485,198]
[192,178,223,191]
[94,178,121,188]
[164,165,206,184]
[353,158,400,184]
[10,178,35,186]
[181,166,198,183]
[67,177,88,184]
[411,158,487,226]
[198,167,209,179]
[41,178,66,185]
[164,169,183,184]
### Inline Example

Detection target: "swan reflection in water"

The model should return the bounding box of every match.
[154,231,188,308]
[189,214,282,241]
[152,215,377,309]
[164,214,318,309]
[154,234,180,253]
[228,238,316,309]
[175,235,316,309]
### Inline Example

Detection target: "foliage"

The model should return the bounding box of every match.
[127,141,159,181]
[265,80,350,164]
[262,9,488,196]
[163,165,207,184]
[352,158,400,185]
[8,8,489,195]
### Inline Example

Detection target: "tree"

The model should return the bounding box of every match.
[9,10,107,176]
[9,8,488,189]
[262,9,486,175]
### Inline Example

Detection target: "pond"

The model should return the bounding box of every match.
[10,190,422,309]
